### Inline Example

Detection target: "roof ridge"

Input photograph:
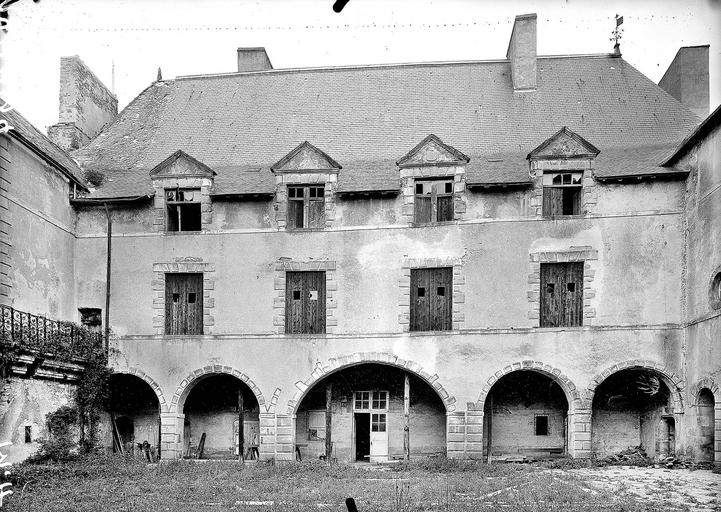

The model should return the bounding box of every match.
[174,53,619,81]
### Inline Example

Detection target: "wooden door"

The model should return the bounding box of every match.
[410,267,452,331]
[540,263,583,327]
[369,413,388,462]
[285,271,326,334]
[165,273,204,334]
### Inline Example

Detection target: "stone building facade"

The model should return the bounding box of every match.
[1,15,719,464]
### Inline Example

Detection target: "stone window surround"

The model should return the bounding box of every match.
[527,247,598,326]
[530,159,596,218]
[399,257,466,332]
[152,258,216,335]
[273,172,338,231]
[709,264,721,310]
[399,165,467,225]
[152,177,213,233]
[272,259,338,334]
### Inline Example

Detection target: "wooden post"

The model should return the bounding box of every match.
[238,386,245,462]
[486,394,493,464]
[403,373,410,461]
[104,203,112,355]
[325,383,332,463]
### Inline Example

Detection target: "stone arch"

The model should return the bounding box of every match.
[120,367,168,413]
[585,360,685,410]
[691,378,720,406]
[286,352,456,415]
[170,365,266,414]
[476,360,582,411]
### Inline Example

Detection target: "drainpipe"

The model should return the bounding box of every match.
[104,203,112,354]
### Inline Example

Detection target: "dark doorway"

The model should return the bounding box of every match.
[355,413,370,462]
[116,416,134,448]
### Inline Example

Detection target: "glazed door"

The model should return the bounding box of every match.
[369,413,388,462]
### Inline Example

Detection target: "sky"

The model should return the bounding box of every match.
[0,0,719,133]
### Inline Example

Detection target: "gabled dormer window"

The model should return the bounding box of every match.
[166,187,201,231]
[288,185,325,229]
[270,141,341,231]
[397,135,469,226]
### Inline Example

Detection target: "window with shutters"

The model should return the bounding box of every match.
[165,273,204,334]
[414,180,454,224]
[287,185,325,229]
[542,172,582,217]
[166,188,202,231]
[285,271,326,334]
[540,262,583,327]
[410,267,453,331]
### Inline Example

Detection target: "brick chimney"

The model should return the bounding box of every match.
[48,56,117,151]
[237,47,273,72]
[506,13,537,92]
[658,45,709,118]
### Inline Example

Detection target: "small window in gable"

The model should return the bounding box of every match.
[542,172,582,217]
[288,185,325,229]
[166,188,201,232]
[414,180,454,224]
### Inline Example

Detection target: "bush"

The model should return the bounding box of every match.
[27,405,80,463]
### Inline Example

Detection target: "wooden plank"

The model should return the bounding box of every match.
[410,269,431,331]
[288,199,304,229]
[414,195,432,224]
[430,267,452,330]
[308,198,324,229]
[565,262,584,327]
[305,271,326,334]
[403,373,410,461]
[238,386,245,462]
[542,187,564,217]
[285,271,304,334]
[325,383,332,463]
[437,195,454,222]
[189,273,203,335]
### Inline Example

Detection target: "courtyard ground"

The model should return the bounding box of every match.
[4,456,720,512]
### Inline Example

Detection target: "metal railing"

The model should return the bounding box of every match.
[0,304,103,360]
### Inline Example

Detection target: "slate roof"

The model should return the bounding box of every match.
[72,54,700,198]
[1,98,87,188]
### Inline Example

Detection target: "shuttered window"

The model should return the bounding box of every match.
[542,172,582,217]
[414,180,454,224]
[165,273,204,334]
[410,267,453,331]
[540,262,583,327]
[285,271,326,334]
[287,186,325,229]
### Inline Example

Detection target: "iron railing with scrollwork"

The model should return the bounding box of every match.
[0,304,103,361]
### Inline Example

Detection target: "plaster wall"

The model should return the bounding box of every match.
[74,213,683,337]
[6,139,76,320]
[486,401,566,454]
[677,120,721,462]
[0,377,76,462]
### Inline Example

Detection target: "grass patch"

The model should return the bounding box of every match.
[4,454,691,512]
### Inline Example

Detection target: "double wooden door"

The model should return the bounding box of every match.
[285,271,326,334]
[165,273,204,335]
[410,267,453,331]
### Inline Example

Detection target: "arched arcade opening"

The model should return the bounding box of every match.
[107,373,161,458]
[181,374,260,459]
[483,370,570,460]
[591,368,675,459]
[294,363,447,463]
[696,388,716,463]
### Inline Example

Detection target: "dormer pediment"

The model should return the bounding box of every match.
[271,141,341,173]
[397,134,470,168]
[528,127,600,160]
[150,150,216,178]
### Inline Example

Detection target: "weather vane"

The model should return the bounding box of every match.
[611,14,624,51]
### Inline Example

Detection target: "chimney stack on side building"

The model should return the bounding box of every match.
[48,56,118,151]
[506,13,537,92]
[237,47,273,72]
[658,45,710,119]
